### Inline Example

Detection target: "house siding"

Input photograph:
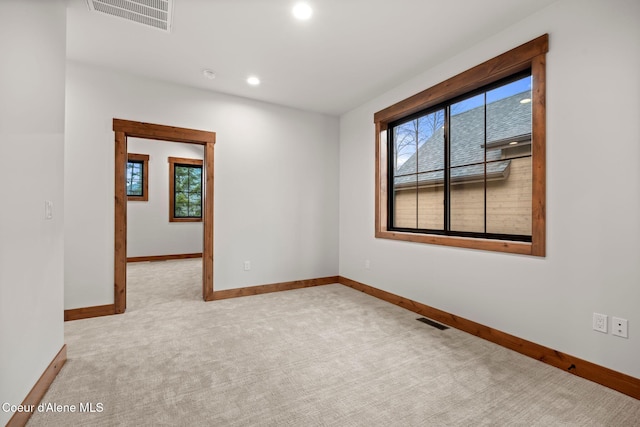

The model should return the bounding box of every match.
[394,156,531,235]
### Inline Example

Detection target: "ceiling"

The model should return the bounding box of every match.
[66,0,556,116]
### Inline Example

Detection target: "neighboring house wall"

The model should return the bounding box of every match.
[0,2,66,425]
[394,156,532,235]
[339,0,640,380]
[65,60,340,310]
[127,139,204,258]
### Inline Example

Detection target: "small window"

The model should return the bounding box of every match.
[168,157,203,222]
[374,35,547,256]
[127,153,149,201]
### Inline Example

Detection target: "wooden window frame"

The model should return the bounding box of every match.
[374,34,547,256]
[168,156,203,223]
[126,153,149,201]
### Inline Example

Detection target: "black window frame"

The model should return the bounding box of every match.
[168,156,203,222]
[126,153,149,201]
[387,70,533,243]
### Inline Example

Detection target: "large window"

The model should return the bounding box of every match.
[126,153,149,201]
[375,35,547,256]
[168,157,203,222]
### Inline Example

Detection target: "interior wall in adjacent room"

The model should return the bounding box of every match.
[127,138,204,258]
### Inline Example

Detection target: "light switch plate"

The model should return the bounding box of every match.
[45,201,53,220]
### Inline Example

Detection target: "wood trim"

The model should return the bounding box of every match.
[374,230,533,255]
[203,141,215,301]
[168,156,204,223]
[374,34,549,124]
[338,276,640,400]
[374,35,548,257]
[374,122,388,236]
[128,153,150,161]
[113,119,215,144]
[126,153,149,202]
[127,253,202,263]
[6,345,67,427]
[530,53,546,257]
[64,304,116,321]
[115,131,127,314]
[167,156,203,166]
[113,119,215,312]
[208,276,339,301]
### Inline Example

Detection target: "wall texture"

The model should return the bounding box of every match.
[0,2,66,425]
[127,138,204,258]
[339,0,640,378]
[65,61,340,309]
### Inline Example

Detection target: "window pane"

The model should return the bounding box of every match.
[130,181,142,195]
[449,166,485,233]
[188,167,201,182]
[175,166,188,177]
[486,75,532,143]
[189,206,202,217]
[393,121,417,174]
[486,157,532,236]
[393,109,444,231]
[450,94,485,168]
[484,75,532,236]
[416,110,445,174]
[175,205,189,217]
[417,177,444,230]
[393,178,417,229]
[175,171,188,191]
[188,194,202,217]
[173,164,202,219]
[126,161,143,196]
[393,118,419,229]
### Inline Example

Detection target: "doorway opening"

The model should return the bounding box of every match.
[113,119,215,313]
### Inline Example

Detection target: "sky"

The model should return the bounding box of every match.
[453,75,531,115]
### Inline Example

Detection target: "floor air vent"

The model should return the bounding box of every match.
[417,317,449,330]
[87,0,173,32]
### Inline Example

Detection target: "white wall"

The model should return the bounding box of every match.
[0,1,66,424]
[339,0,640,378]
[127,139,204,258]
[65,61,340,309]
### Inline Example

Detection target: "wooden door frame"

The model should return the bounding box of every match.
[113,119,215,313]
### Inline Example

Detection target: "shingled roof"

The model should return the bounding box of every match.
[395,90,531,187]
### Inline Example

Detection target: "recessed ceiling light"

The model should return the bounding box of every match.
[292,2,313,20]
[509,141,519,145]
[202,69,216,80]
[247,76,260,86]
[520,98,532,104]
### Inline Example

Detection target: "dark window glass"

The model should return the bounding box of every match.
[174,164,202,218]
[126,161,144,197]
[388,73,532,241]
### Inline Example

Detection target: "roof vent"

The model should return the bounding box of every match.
[86,0,173,32]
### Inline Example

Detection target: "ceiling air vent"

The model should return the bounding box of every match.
[86,0,174,32]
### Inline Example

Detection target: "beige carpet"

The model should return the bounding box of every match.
[28,259,640,426]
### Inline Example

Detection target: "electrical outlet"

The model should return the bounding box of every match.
[243,261,251,271]
[365,259,370,269]
[593,313,607,333]
[612,317,628,338]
